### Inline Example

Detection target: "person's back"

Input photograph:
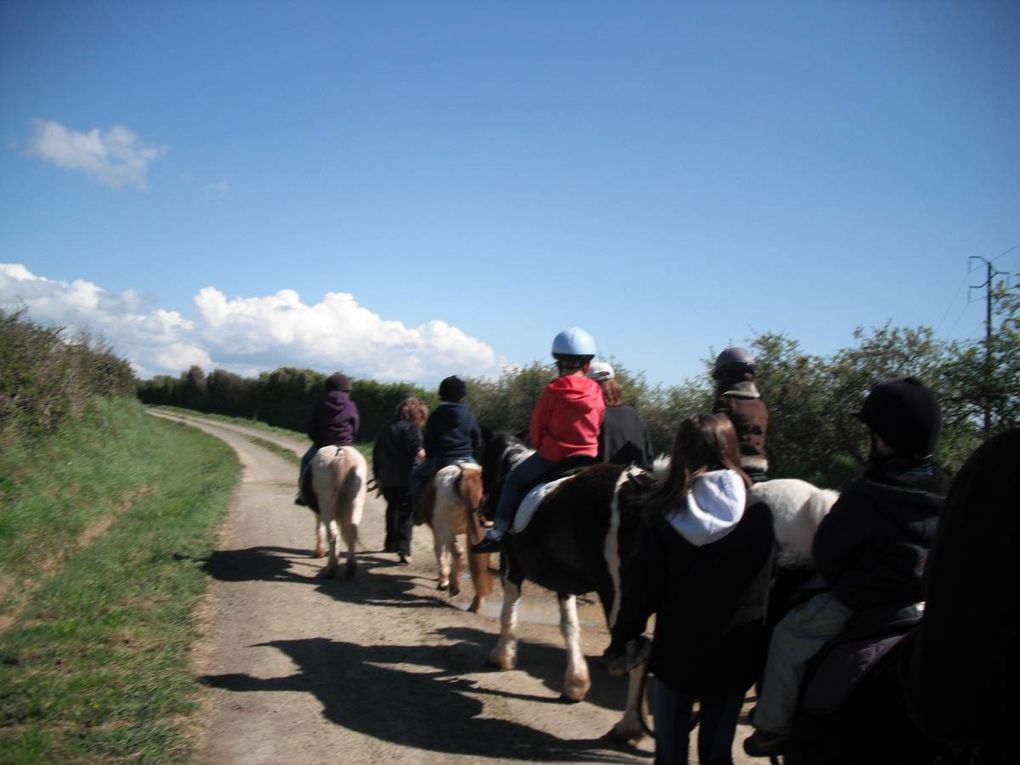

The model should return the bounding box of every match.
[423,399,482,464]
[712,347,769,481]
[900,427,1020,764]
[587,361,653,468]
[608,414,773,765]
[409,376,481,519]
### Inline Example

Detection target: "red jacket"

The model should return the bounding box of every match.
[530,374,606,462]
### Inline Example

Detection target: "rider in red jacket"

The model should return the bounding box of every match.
[473,327,605,552]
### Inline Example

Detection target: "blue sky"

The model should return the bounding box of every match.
[2,1,1018,387]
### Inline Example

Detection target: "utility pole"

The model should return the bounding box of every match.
[969,256,1007,435]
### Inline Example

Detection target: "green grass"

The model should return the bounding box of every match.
[0,398,240,764]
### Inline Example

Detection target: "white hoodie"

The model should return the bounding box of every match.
[668,469,747,547]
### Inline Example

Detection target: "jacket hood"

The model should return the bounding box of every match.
[668,469,747,547]
[547,374,602,407]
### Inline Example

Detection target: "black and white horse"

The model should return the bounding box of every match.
[479,433,649,705]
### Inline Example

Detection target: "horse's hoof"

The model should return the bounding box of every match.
[344,565,356,581]
[437,581,448,592]
[560,693,585,704]
[487,652,515,671]
[468,597,482,613]
[450,582,461,597]
[608,720,644,743]
[313,548,327,559]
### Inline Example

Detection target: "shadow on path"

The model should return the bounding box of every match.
[200,628,646,762]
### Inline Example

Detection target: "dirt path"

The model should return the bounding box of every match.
[156,412,756,764]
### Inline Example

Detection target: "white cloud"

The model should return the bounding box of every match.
[26,120,166,190]
[207,180,230,196]
[0,264,500,384]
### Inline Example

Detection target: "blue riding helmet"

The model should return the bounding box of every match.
[551,327,597,357]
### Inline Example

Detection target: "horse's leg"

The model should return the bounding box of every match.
[324,517,341,578]
[489,577,521,670]
[610,663,649,741]
[466,550,490,613]
[314,515,328,558]
[558,593,591,702]
[449,531,464,597]
[340,516,357,580]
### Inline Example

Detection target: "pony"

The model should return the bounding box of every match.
[419,464,493,612]
[307,444,368,579]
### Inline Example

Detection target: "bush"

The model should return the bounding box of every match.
[0,309,135,441]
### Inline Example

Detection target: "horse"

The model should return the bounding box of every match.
[478,432,653,708]
[307,444,368,579]
[419,463,493,612]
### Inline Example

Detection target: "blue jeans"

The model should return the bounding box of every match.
[650,676,744,765]
[491,452,553,534]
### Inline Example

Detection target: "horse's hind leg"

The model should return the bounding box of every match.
[340,517,358,580]
[314,517,327,558]
[489,578,520,670]
[610,664,648,741]
[558,593,591,702]
[449,533,464,597]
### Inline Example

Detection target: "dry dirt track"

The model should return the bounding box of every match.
[154,412,755,764]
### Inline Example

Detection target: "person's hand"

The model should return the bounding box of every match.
[366,478,383,498]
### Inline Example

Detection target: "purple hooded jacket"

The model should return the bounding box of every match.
[307,390,359,447]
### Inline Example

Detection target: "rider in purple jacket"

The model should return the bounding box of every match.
[295,372,360,505]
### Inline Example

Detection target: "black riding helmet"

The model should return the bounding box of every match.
[439,375,467,403]
[713,346,755,380]
[855,377,941,458]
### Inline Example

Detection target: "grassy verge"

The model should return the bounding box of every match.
[148,404,373,460]
[0,398,240,764]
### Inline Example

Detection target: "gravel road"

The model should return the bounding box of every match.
[155,412,755,764]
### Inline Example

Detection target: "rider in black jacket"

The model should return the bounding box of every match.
[745,377,949,757]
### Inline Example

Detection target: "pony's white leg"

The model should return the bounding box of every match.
[558,594,591,702]
[324,518,341,577]
[489,578,520,670]
[433,530,451,591]
[340,517,357,580]
[314,516,327,559]
[449,531,464,597]
[610,664,648,741]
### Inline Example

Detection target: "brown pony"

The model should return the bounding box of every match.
[420,464,493,612]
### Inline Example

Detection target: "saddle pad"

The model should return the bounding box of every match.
[512,477,571,534]
[801,633,906,714]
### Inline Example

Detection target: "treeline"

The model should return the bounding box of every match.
[135,281,1018,488]
[0,308,136,442]
[136,366,436,443]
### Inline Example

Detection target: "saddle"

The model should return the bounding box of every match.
[510,455,600,535]
[800,602,923,715]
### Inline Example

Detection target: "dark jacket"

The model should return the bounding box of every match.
[423,402,482,463]
[373,419,423,489]
[611,502,775,695]
[307,390,359,447]
[599,405,653,469]
[899,428,1020,761]
[714,381,768,473]
[813,461,948,612]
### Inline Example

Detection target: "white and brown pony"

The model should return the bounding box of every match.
[420,463,493,612]
[308,445,368,579]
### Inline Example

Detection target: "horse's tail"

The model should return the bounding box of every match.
[331,446,366,543]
